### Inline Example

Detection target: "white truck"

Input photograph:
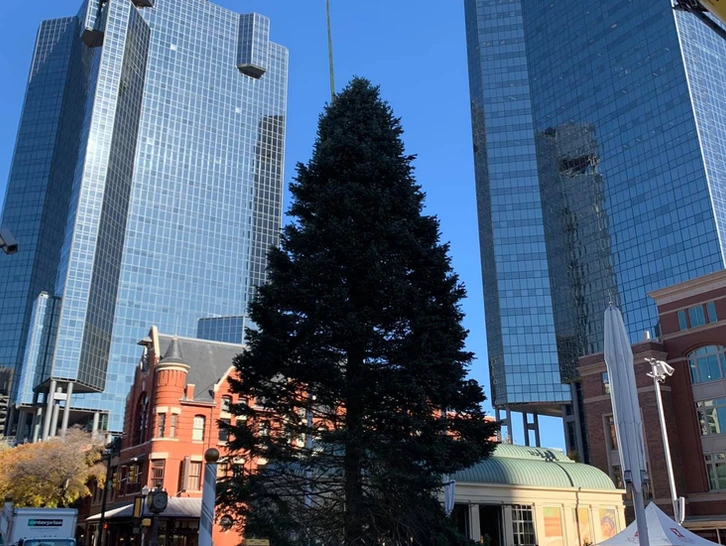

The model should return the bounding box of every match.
[0,501,77,546]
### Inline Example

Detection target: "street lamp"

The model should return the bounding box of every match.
[98,436,121,546]
[146,487,168,546]
[0,228,17,255]
[646,358,685,523]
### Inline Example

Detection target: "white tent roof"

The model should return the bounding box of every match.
[598,503,719,546]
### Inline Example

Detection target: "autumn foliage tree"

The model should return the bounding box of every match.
[219,78,498,545]
[0,429,105,507]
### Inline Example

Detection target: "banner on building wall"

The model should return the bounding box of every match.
[600,509,618,540]
[577,508,592,545]
[543,507,564,546]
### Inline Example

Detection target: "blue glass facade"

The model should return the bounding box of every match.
[0,16,89,411]
[0,0,287,432]
[464,0,570,410]
[465,0,726,415]
[197,316,246,345]
[16,293,62,407]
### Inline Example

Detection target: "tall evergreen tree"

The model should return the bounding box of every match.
[220,78,498,546]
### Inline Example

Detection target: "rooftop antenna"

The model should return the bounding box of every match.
[325,0,335,101]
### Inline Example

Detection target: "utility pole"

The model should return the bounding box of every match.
[325,0,335,101]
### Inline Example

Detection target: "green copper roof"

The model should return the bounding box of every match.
[454,444,617,491]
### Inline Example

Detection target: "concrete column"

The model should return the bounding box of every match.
[41,379,57,441]
[523,412,530,447]
[49,392,61,438]
[570,383,586,461]
[32,407,43,443]
[29,410,37,442]
[5,406,16,437]
[92,412,100,437]
[505,407,512,444]
[533,412,541,447]
[27,392,39,442]
[497,407,514,444]
[61,382,74,434]
[16,411,29,443]
[495,408,504,442]
[468,504,481,542]
[502,506,514,545]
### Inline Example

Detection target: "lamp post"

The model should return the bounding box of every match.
[146,487,168,546]
[98,436,121,546]
[646,358,684,523]
[199,448,219,546]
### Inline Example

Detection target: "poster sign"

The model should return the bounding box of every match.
[543,507,563,546]
[577,508,592,545]
[600,508,618,540]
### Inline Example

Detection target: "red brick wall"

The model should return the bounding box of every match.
[581,274,726,521]
[113,338,244,546]
[580,344,688,517]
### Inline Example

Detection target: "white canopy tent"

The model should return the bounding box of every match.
[597,503,719,546]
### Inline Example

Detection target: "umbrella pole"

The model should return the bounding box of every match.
[632,487,650,546]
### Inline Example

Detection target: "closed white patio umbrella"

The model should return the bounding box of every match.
[604,304,649,545]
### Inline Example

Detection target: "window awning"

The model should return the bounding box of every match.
[86,498,202,522]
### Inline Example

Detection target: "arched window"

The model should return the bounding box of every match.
[689,345,726,384]
[193,415,206,442]
[221,396,232,414]
[134,394,148,445]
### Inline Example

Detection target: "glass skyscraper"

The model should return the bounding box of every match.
[0,0,287,435]
[465,0,726,450]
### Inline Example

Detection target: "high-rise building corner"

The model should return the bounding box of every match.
[0,0,288,438]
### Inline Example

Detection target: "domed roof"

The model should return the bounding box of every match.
[454,444,617,491]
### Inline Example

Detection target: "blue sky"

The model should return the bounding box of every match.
[0,0,565,449]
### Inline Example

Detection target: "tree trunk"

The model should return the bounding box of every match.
[344,348,364,544]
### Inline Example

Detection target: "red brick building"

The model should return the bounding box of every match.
[579,270,726,542]
[83,327,247,546]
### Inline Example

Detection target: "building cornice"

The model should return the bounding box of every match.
[649,270,726,304]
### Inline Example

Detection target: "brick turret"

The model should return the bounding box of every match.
[154,337,189,406]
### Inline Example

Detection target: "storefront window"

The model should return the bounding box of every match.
[451,504,469,538]
[151,460,165,489]
[705,453,726,490]
[192,416,205,441]
[689,346,726,384]
[157,413,166,438]
[188,462,202,491]
[218,419,230,443]
[697,399,726,436]
[170,415,178,439]
[605,415,618,450]
[511,505,536,546]
[602,372,610,395]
